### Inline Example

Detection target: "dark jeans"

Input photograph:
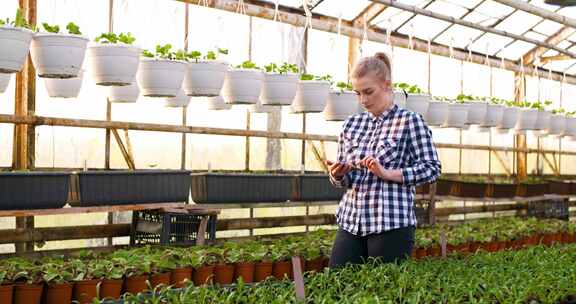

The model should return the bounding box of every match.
[329,226,415,268]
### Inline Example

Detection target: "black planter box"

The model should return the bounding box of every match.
[78,170,191,206]
[0,172,70,210]
[490,183,517,198]
[191,173,295,204]
[296,174,345,201]
[456,181,489,198]
[548,180,572,196]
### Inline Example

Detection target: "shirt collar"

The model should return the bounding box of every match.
[368,104,398,123]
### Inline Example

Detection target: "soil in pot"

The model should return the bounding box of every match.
[44,282,73,304]
[254,262,273,282]
[171,268,192,288]
[123,275,148,295]
[234,263,255,283]
[73,280,99,304]
[193,265,214,286]
[14,283,43,304]
[272,260,293,280]
[214,264,235,285]
[0,284,13,304]
[99,279,123,300]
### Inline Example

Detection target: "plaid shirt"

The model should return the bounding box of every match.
[329,104,441,236]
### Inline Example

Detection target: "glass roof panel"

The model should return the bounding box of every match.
[474,0,515,21]
[543,60,576,72]
[462,11,500,27]
[532,20,564,36]
[371,7,414,30]
[568,32,576,44]
[426,0,469,18]
[557,6,576,18]
[397,15,452,40]
[434,25,484,49]
[494,10,543,35]
[497,40,537,60]
[524,31,548,42]
[469,33,514,55]
[439,0,484,10]
[313,0,372,20]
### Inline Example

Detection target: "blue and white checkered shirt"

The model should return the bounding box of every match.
[330,104,441,236]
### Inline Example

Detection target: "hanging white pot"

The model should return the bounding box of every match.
[546,114,565,136]
[465,102,488,125]
[221,68,264,105]
[515,108,538,131]
[260,72,299,106]
[425,101,448,127]
[0,73,11,93]
[534,109,551,131]
[291,80,330,113]
[30,33,88,78]
[0,26,34,73]
[442,103,469,128]
[206,95,232,111]
[137,58,187,97]
[406,94,429,117]
[43,70,83,98]
[497,106,520,130]
[183,60,228,97]
[564,117,576,137]
[87,43,141,86]
[479,104,505,128]
[164,88,191,107]
[393,90,406,108]
[107,81,140,103]
[323,90,358,121]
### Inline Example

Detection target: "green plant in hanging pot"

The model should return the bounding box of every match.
[259,62,299,106]
[138,43,188,98]
[183,48,229,97]
[397,83,429,117]
[324,81,358,121]
[291,73,332,113]
[221,59,264,105]
[0,8,35,74]
[88,32,140,86]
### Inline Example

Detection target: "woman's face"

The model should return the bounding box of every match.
[351,74,393,115]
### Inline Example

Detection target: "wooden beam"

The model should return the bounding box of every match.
[178,0,576,85]
[540,54,573,64]
[523,26,576,65]
[0,224,131,244]
[111,129,136,169]
[540,152,560,175]
[372,0,576,59]
[307,140,329,173]
[493,150,512,177]
[492,0,576,29]
[352,2,387,25]
[216,214,335,230]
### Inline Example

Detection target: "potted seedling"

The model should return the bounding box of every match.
[88,32,140,86]
[110,249,151,295]
[270,242,293,280]
[68,258,101,304]
[252,245,274,282]
[563,111,576,137]
[91,259,124,301]
[149,253,175,289]
[43,69,84,98]
[494,99,521,133]
[392,85,407,108]
[260,62,299,106]
[30,22,88,78]
[211,248,235,285]
[512,101,539,131]
[163,249,192,288]
[221,60,264,104]
[0,266,14,304]
[164,87,191,107]
[227,245,257,283]
[0,73,10,93]
[192,250,217,286]
[478,96,505,128]
[183,48,229,97]
[532,100,552,132]
[546,108,566,136]
[41,261,74,304]
[12,259,44,304]
[425,96,449,127]
[324,81,358,121]
[139,44,188,97]
[443,99,469,129]
[291,73,331,113]
[0,9,35,73]
[455,94,488,125]
[107,78,140,103]
[396,83,429,117]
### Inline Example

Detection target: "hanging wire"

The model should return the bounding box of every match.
[408,23,414,51]
[236,0,247,15]
[273,0,280,22]
[200,0,209,7]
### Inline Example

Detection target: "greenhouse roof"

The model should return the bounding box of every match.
[252,0,576,76]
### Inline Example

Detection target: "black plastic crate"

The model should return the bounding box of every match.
[130,210,217,246]
[527,199,569,220]
[78,170,191,206]
[414,201,431,227]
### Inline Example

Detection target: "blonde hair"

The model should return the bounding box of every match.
[350,52,392,82]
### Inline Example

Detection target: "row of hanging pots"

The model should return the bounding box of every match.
[402,94,576,136]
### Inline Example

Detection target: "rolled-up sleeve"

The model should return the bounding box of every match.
[329,127,350,189]
[401,113,441,186]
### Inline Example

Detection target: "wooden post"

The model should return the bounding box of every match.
[245,109,251,171]
[106,0,114,247]
[181,3,189,171]
[514,71,527,181]
[301,113,306,172]
[13,0,37,253]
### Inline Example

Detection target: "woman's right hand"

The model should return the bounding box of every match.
[326,160,352,179]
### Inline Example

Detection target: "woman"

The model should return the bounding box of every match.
[326,52,441,267]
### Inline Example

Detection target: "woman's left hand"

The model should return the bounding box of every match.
[359,156,386,179]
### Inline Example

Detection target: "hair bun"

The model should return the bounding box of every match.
[374,52,391,68]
